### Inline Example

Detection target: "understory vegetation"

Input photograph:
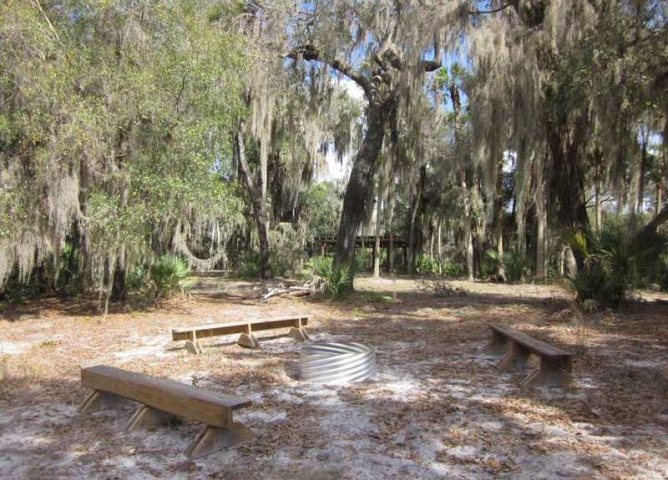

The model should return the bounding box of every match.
[0,0,667,308]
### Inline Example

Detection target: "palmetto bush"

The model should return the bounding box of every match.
[485,249,531,283]
[149,256,196,298]
[567,216,668,306]
[305,256,351,299]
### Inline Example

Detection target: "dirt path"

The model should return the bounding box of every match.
[1,276,667,479]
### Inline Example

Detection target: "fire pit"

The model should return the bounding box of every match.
[300,342,376,383]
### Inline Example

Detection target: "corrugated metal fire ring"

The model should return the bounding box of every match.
[300,342,376,383]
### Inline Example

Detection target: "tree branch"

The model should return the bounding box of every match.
[421,33,442,72]
[285,45,372,99]
[469,2,513,15]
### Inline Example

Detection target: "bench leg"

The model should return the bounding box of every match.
[127,405,180,431]
[237,333,260,349]
[185,423,255,460]
[484,330,508,355]
[288,327,310,341]
[521,357,574,388]
[496,341,531,372]
[79,390,127,414]
[185,340,203,355]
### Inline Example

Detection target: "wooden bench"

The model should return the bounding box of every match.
[485,324,574,388]
[79,365,254,459]
[172,314,311,353]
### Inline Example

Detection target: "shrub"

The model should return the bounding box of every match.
[149,256,196,298]
[269,223,306,277]
[305,256,351,299]
[503,250,531,283]
[484,249,530,283]
[237,252,261,279]
[126,264,149,292]
[566,217,668,305]
[354,248,372,273]
[441,260,465,278]
[415,255,440,275]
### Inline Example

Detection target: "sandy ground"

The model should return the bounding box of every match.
[1,274,667,479]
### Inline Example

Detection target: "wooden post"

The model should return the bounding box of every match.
[79,390,128,414]
[127,405,180,431]
[237,324,260,349]
[186,422,255,460]
[484,330,508,355]
[185,331,203,355]
[496,342,531,372]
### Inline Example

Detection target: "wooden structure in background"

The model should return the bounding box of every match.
[172,314,311,352]
[313,234,407,270]
[79,365,253,459]
[485,324,574,388]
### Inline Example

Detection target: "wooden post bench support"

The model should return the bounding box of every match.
[186,423,255,459]
[79,365,253,459]
[79,390,129,413]
[486,324,574,388]
[172,314,311,353]
[237,333,260,349]
[127,405,180,431]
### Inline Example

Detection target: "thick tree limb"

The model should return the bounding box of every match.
[468,2,513,15]
[421,33,442,72]
[285,45,372,99]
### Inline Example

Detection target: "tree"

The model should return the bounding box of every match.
[284,1,469,284]
[0,0,247,305]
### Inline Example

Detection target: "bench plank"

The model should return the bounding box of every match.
[172,315,310,342]
[486,324,574,388]
[81,365,250,428]
[488,324,570,358]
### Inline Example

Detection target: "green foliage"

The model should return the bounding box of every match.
[567,217,668,305]
[360,292,395,303]
[305,256,351,299]
[126,265,149,293]
[269,223,306,277]
[237,252,262,279]
[441,260,465,278]
[485,250,531,283]
[354,249,372,273]
[0,0,248,296]
[149,256,196,298]
[302,182,343,237]
[415,255,440,275]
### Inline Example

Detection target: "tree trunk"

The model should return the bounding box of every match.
[387,178,395,273]
[407,166,426,274]
[236,121,270,279]
[111,246,127,301]
[595,177,602,234]
[373,193,381,278]
[547,119,590,233]
[494,159,506,281]
[638,130,648,214]
[437,219,443,275]
[535,153,547,282]
[461,170,474,281]
[334,102,390,278]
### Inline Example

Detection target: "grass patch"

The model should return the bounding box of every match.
[360,292,396,303]
[0,355,37,395]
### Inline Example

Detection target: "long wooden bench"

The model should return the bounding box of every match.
[172,314,311,353]
[485,324,574,388]
[79,365,254,459]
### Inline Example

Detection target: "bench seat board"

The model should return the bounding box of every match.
[172,315,309,342]
[81,365,251,428]
[488,324,570,358]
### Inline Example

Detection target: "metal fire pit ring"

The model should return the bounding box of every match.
[300,341,376,383]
